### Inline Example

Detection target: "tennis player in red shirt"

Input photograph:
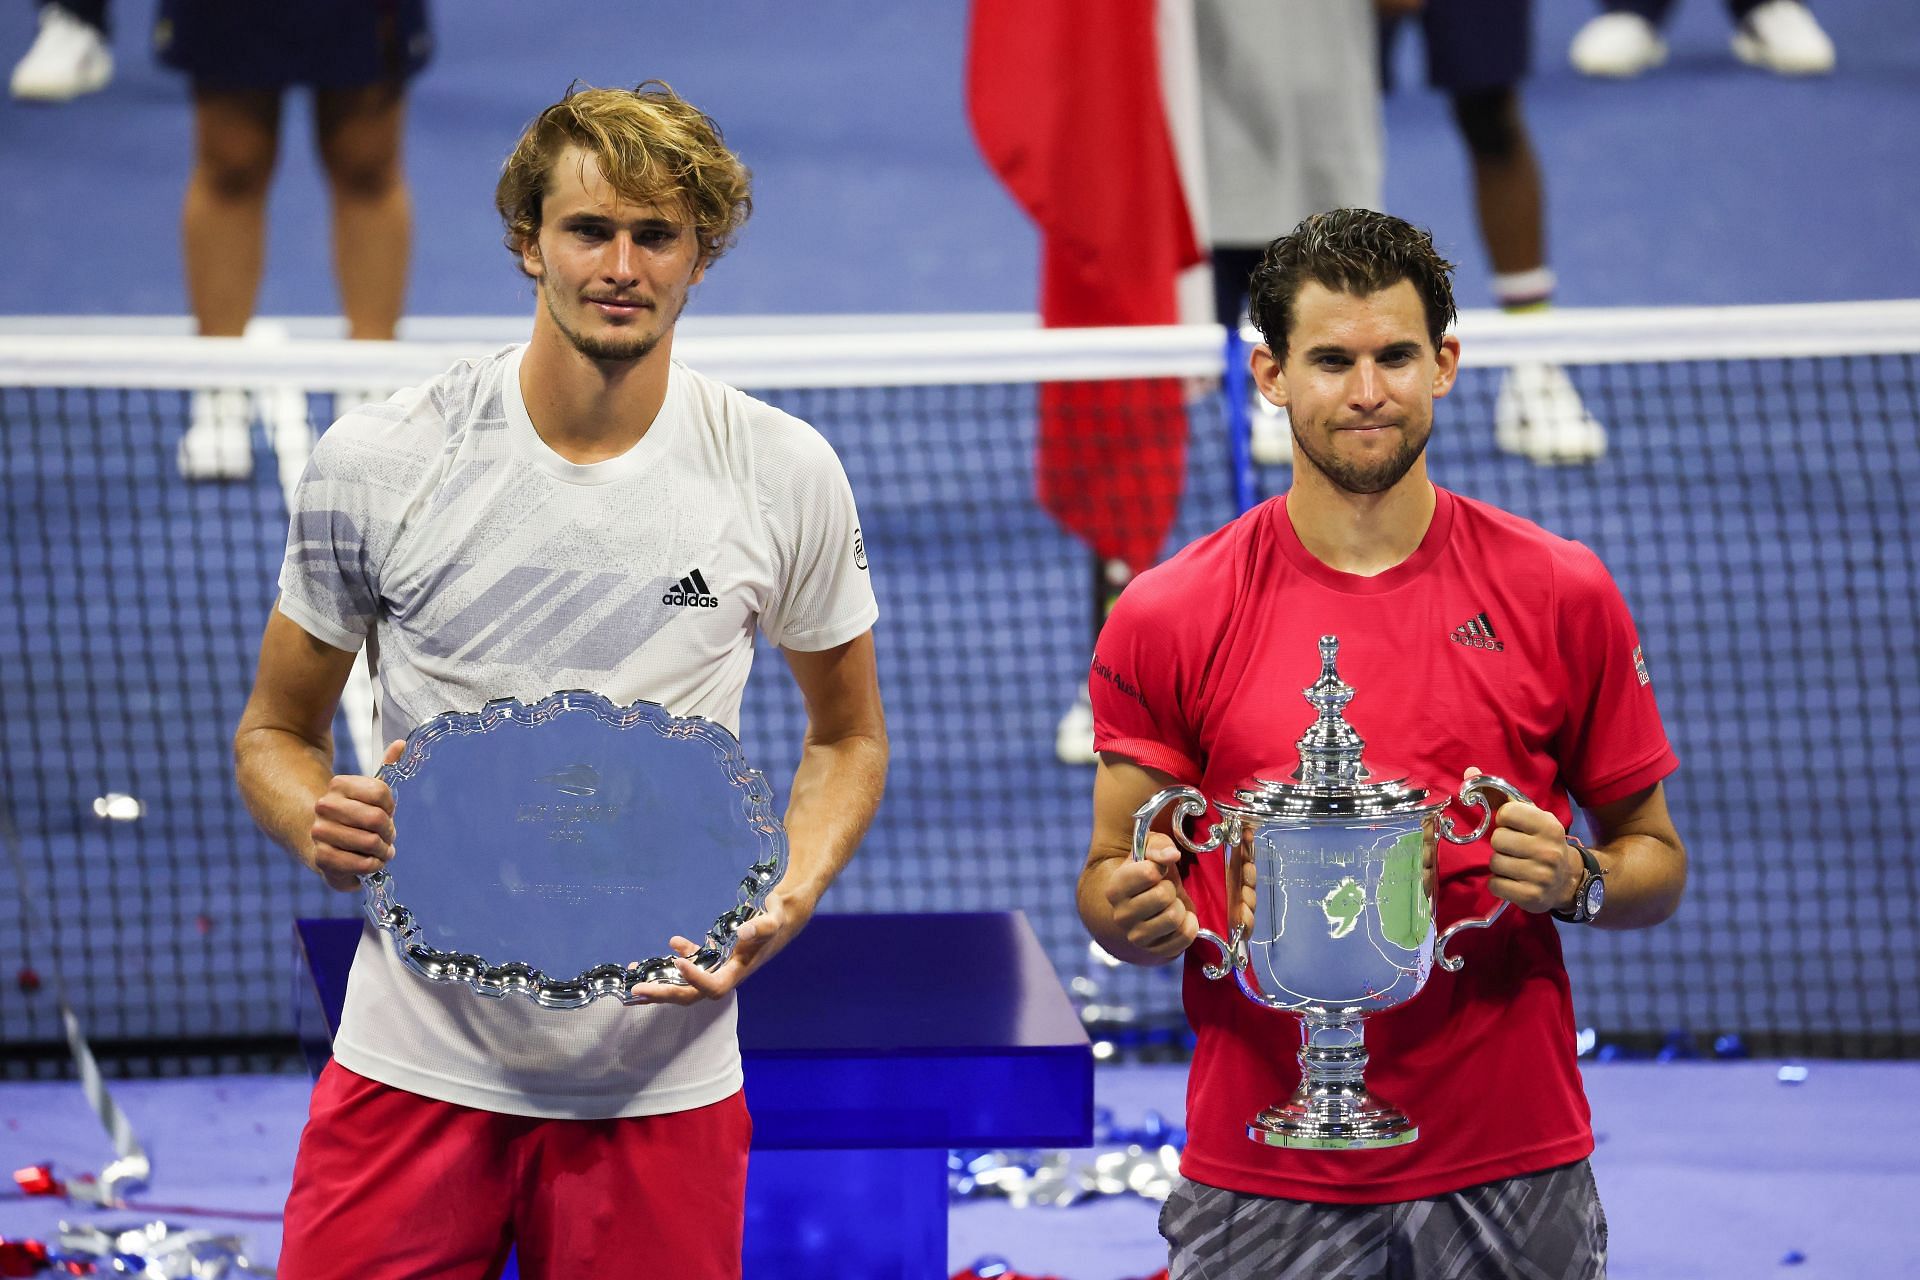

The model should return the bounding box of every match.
[1079,208,1686,1278]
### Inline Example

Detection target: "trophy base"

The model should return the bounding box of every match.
[1249,1096,1418,1151]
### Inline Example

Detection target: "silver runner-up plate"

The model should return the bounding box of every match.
[360,690,786,1010]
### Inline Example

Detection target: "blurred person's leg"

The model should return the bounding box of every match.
[1449,88,1541,289]
[183,87,281,336]
[11,0,112,102]
[1451,87,1605,463]
[1427,0,1605,463]
[1211,244,1292,467]
[177,87,279,480]
[1601,0,1679,20]
[315,83,410,342]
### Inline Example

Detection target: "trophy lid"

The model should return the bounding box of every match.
[1223,635,1447,822]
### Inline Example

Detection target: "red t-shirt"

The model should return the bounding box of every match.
[1091,486,1678,1204]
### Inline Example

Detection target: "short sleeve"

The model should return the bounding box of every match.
[758,422,878,652]
[275,426,392,652]
[1089,568,1207,784]
[1557,543,1679,807]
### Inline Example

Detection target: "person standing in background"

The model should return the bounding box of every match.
[10,0,112,101]
[162,0,431,480]
[1055,0,1386,768]
[1380,0,1609,466]
[1198,0,1384,471]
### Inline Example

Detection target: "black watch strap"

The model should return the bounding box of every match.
[1551,838,1604,924]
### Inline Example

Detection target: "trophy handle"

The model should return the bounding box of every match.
[1434,901,1507,972]
[1438,774,1531,846]
[1434,774,1535,972]
[1132,787,1240,978]
[1194,925,1245,981]
[1132,786,1223,860]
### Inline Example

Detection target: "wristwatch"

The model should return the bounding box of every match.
[1551,838,1605,925]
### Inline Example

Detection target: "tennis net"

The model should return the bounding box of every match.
[1,302,1915,1073]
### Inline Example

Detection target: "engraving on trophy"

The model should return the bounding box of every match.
[513,799,627,844]
[538,763,602,796]
[1320,879,1365,939]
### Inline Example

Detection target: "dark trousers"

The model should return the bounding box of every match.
[40,0,109,33]
[1607,0,1767,23]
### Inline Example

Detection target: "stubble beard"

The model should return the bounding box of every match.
[1292,417,1432,496]
[543,277,678,365]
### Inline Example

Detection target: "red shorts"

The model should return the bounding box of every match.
[279,1060,751,1280]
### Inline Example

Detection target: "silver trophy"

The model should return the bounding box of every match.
[361,690,786,1010]
[1132,636,1542,1150]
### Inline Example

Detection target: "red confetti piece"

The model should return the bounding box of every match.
[0,1238,49,1277]
[11,1165,59,1197]
[14,969,39,995]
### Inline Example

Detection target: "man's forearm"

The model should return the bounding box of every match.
[1588,832,1686,930]
[234,725,335,873]
[776,732,888,913]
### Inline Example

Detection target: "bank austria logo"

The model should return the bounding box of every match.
[663,568,720,608]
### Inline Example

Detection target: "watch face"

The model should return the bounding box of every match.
[1583,877,1605,919]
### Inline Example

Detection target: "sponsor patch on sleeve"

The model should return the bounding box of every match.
[853,528,867,570]
[1091,655,1149,710]
[1632,644,1651,686]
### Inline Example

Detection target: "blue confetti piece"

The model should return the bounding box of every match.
[1781,1249,1806,1264]
[1656,1030,1698,1062]
[1712,1034,1749,1059]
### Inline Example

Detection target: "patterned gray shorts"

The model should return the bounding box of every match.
[1159,1159,1607,1280]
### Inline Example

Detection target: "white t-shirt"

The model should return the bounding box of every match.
[276,343,878,1119]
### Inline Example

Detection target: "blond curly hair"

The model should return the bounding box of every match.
[495,81,753,266]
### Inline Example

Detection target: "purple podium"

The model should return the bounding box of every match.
[295,911,1093,1278]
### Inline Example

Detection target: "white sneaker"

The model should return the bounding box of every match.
[259,385,316,503]
[1569,12,1668,78]
[1055,693,1096,766]
[9,5,111,102]
[1494,363,1607,465]
[1732,0,1835,76]
[1249,397,1293,467]
[176,387,254,480]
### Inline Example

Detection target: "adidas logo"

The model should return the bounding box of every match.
[663,568,720,609]
[1450,611,1505,652]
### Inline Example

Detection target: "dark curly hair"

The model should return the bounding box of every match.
[1249,209,1457,361]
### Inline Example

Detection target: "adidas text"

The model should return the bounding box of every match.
[664,569,720,608]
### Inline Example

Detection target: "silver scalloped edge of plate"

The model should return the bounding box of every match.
[360,689,786,1010]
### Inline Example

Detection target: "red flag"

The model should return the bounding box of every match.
[968,0,1205,573]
